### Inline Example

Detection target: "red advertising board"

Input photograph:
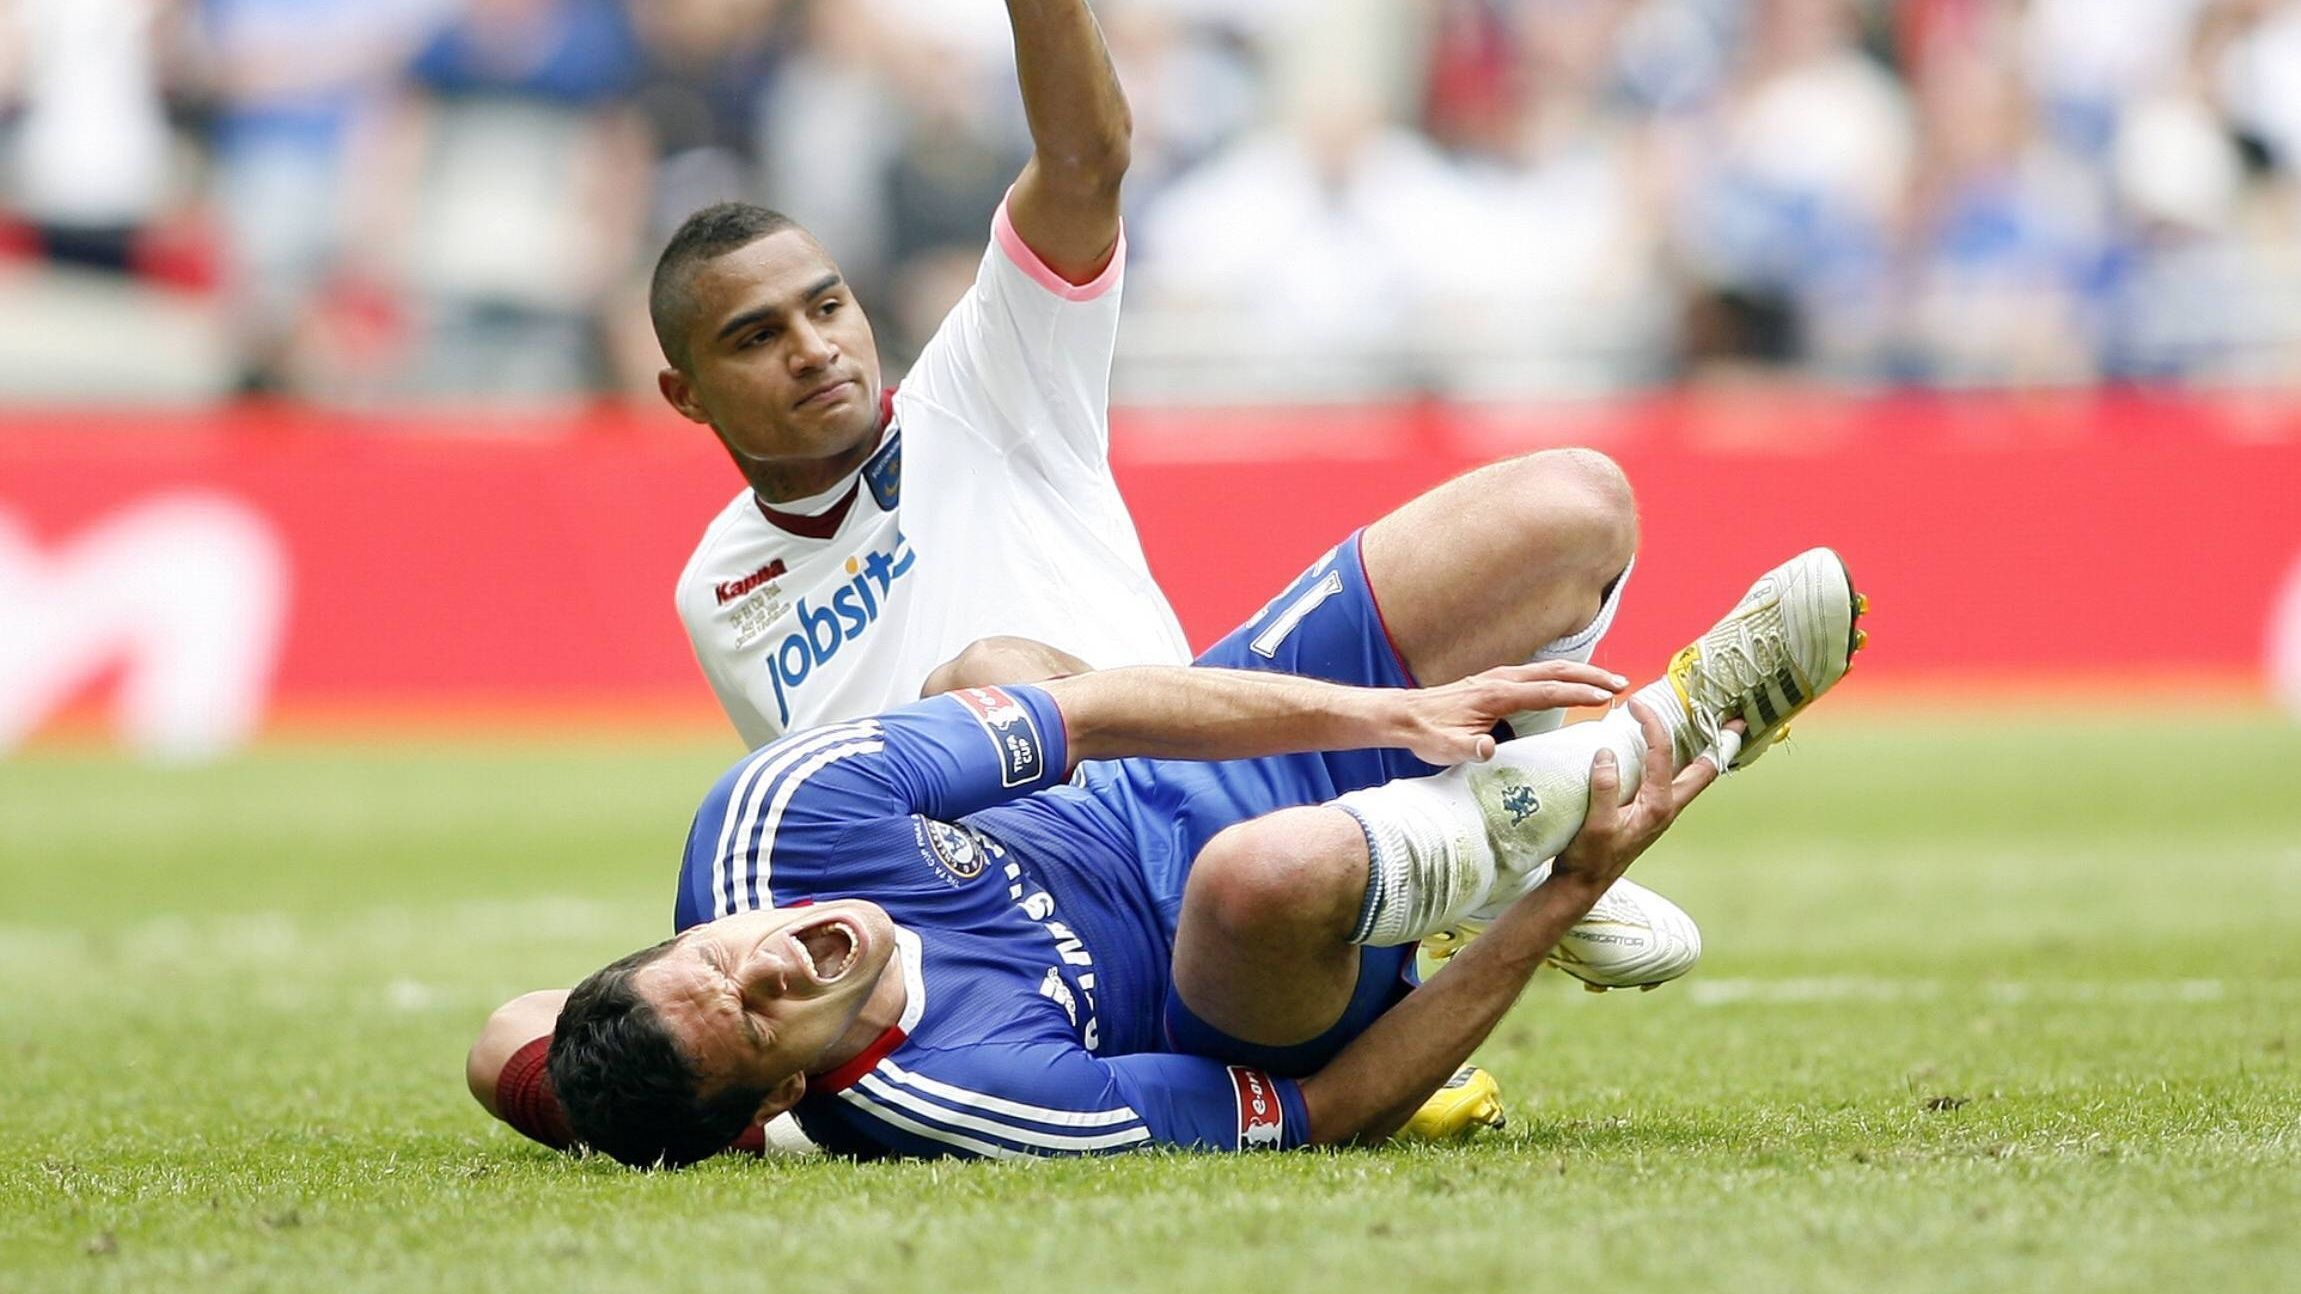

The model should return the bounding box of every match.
[2,392,2296,750]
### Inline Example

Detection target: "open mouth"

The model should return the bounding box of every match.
[788,916,861,984]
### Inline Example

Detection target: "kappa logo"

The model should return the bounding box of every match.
[918,818,987,885]
[953,685,1047,788]
[714,558,788,605]
[1501,783,1540,824]
[1229,1066,1286,1150]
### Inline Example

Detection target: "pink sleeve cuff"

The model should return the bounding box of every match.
[993,197,1124,302]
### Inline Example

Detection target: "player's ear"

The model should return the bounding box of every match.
[755,1071,807,1124]
[659,366,710,425]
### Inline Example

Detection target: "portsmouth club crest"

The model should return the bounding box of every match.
[919,818,987,886]
[864,428,902,512]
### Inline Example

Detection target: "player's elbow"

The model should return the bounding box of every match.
[1295,1074,1395,1148]
[1039,126,1132,194]
[1085,127,1132,185]
[466,1036,508,1116]
[466,990,568,1117]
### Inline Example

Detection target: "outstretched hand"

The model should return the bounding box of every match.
[1551,701,1733,894]
[1392,662,1628,767]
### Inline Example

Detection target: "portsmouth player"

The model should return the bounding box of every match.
[545,487,1868,1164]
[663,0,1190,750]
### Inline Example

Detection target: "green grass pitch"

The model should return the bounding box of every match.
[3,711,2297,1292]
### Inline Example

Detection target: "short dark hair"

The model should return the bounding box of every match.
[650,203,805,370]
[546,938,771,1168]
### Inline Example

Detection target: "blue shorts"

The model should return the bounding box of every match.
[973,532,1435,1074]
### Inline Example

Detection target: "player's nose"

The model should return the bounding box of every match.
[788,318,839,372]
[735,939,797,998]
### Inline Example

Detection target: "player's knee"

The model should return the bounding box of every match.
[920,639,1001,697]
[1540,446,1634,513]
[1513,448,1638,573]
[921,636,1093,697]
[1187,812,1364,945]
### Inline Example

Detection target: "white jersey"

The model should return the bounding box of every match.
[677,202,1192,749]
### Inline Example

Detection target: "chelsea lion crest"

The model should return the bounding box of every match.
[919,818,987,885]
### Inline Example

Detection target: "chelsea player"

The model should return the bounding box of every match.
[545,465,1866,1164]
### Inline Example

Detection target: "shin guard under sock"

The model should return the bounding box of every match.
[1336,718,1647,945]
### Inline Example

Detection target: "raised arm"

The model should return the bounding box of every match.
[1002,0,1131,282]
[1040,662,1627,768]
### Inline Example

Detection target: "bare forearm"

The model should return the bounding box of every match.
[1300,877,1608,1144]
[1007,0,1130,184]
[1043,662,1622,769]
[1001,0,1129,279]
[1044,667,1392,764]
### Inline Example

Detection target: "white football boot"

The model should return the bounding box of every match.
[1666,546,1867,771]
[1420,864,1704,991]
[1535,865,1704,990]
[1423,548,1868,986]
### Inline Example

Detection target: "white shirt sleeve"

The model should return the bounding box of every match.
[897,197,1126,469]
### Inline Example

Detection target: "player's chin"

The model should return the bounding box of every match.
[730,406,871,462]
[787,380,867,427]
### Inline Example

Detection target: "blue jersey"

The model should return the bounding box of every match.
[672,533,1447,1158]
[672,684,1309,1159]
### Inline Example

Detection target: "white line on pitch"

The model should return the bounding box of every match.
[1677,977,2298,1006]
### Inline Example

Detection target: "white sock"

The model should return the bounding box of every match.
[1334,776,1496,946]
[1504,560,1634,740]
[1608,679,1693,767]
[1336,717,1647,946]
[1601,678,1747,771]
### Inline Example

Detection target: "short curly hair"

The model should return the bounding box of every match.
[546,938,771,1168]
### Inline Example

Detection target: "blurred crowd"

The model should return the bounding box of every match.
[3,0,2300,405]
